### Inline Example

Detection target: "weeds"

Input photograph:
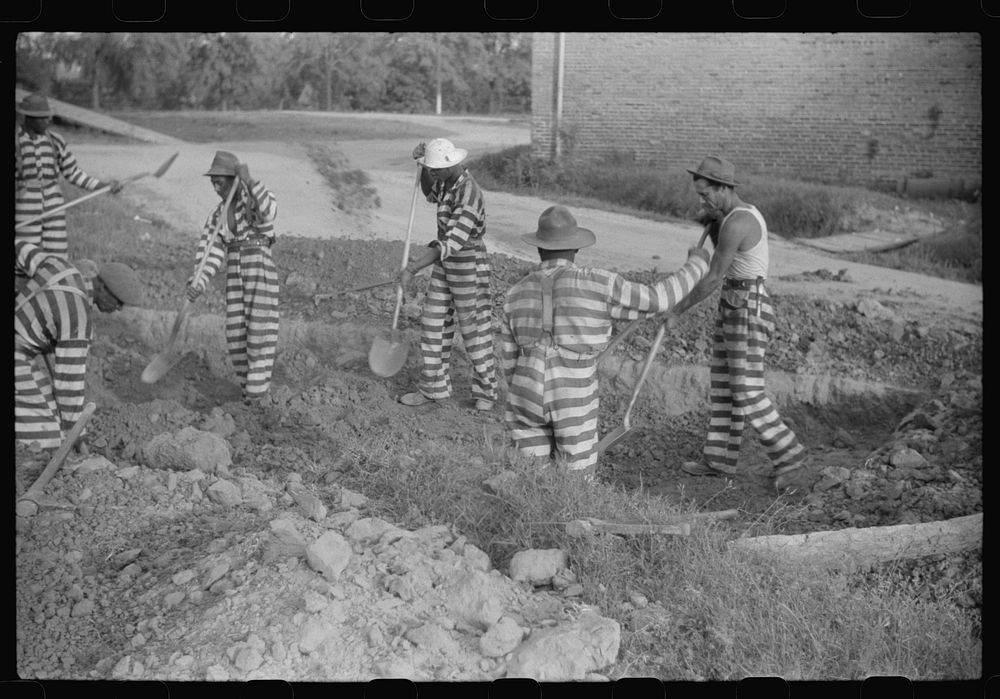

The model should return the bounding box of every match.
[336,428,981,679]
[469,146,982,284]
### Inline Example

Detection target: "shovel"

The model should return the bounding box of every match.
[368,167,422,378]
[597,318,667,455]
[15,151,179,231]
[141,177,238,384]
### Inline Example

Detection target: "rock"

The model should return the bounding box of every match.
[305,531,352,581]
[339,488,368,509]
[111,548,143,569]
[856,298,896,321]
[200,408,237,437]
[345,517,397,543]
[234,647,264,672]
[898,409,940,432]
[268,518,307,558]
[142,427,232,474]
[172,569,196,585]
[326,509,361,528]
[205,665,230,681]
[303,590,328,613]
[551,568,577,590]
[298,618,335,654]
[563,584,584,597]
[462,544,491,572]
[479,617,524,657]
[239,476,274,513]
[404,623,461,656]
[506,613,621,681]
[203,562,230,588]
[414,524,452,546]
[831,428,857,448]
[206,479,243,507]
[628,592,649,609]
[164,591,185,607]
[287,484,327,522]
[69,455,115,475]
[509,549,567,585]
[441,569,509,630]
[71,599,94,617]
[890,447,927,469]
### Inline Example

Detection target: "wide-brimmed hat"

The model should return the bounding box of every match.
[417,138,468,169]
[522,205,596,250]
[17,93,53,118]
[686,156,740,187]
[99,262,145,306]
[204,150,239,177]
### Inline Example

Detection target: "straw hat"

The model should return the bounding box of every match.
[417,138,468,169]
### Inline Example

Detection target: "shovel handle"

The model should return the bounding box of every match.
[390,167,423,332]
[621,322,667,424]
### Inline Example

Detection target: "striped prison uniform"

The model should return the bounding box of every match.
[14,240,94,449]
[704,207,805,472]
[15,126,105,258]
[415,169,497,403]
[192,180,279,399]
[500,254,709,472]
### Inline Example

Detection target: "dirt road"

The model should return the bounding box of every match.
[73,112,981,330]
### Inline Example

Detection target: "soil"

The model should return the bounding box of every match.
[13,113,983,682]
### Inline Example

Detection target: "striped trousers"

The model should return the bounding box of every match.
[505,347,599,472]
[417,249,497,403]
[704,287,805,471]
[15,183,70,258]
[224,247,279,399]
[14,339,90,449]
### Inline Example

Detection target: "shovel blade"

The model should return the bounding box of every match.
[141,350,183,384]
[368,333,409,378]
[597,426,631,455]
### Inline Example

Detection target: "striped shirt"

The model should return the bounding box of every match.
[192,180,278,284]
[427,169,487,259]
[500,255,708,373]
[15,127,102,190]
[14,240,93,352]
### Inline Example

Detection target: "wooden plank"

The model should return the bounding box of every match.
[728,513,982,571]
[16,88,184,145]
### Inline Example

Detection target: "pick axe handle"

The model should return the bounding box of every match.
[15,186,112,230]
[16,402,97,517]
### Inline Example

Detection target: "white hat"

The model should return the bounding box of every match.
[417,138,468,169]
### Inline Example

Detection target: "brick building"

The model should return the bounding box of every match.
[531,33,981,190]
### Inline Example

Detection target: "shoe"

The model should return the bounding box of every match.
[399,392,435,407]
[474,399,494,412]
[681,460,738,477]
[772,460,809,492]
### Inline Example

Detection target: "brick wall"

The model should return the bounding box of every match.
[531,33,982,189]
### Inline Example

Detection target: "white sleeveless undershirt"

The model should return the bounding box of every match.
[722,205,769,280]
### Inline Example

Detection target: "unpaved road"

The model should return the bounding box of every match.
[73,112,982,330]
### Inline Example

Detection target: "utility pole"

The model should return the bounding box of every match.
[551,32,565,160]
[435,33,443,116]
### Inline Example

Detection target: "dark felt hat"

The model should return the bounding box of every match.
[17,93,53,118]
[686,155,740,187]
[522,206,596,250]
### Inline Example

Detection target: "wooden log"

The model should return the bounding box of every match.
[566,519,691,538]
[728,513,982,571]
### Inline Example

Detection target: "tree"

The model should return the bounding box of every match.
[187,33,259,110]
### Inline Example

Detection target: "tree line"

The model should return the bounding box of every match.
[16,32,532,114]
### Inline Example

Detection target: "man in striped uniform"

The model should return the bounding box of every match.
[500,205,710,477]
[185,151,279,404]
[15,93,121,258]
[15,240,144,450]
[398,138,497,411]
[668,156,808,491]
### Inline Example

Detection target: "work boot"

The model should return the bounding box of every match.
[399,392,435,407]
[772,459,811,493]
[681,460,738,477]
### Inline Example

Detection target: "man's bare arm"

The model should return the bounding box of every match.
[669,212,755,316]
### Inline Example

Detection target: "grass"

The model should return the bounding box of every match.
[469,145,982,283]
[305,143,382,214]
[333,428,982,680]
